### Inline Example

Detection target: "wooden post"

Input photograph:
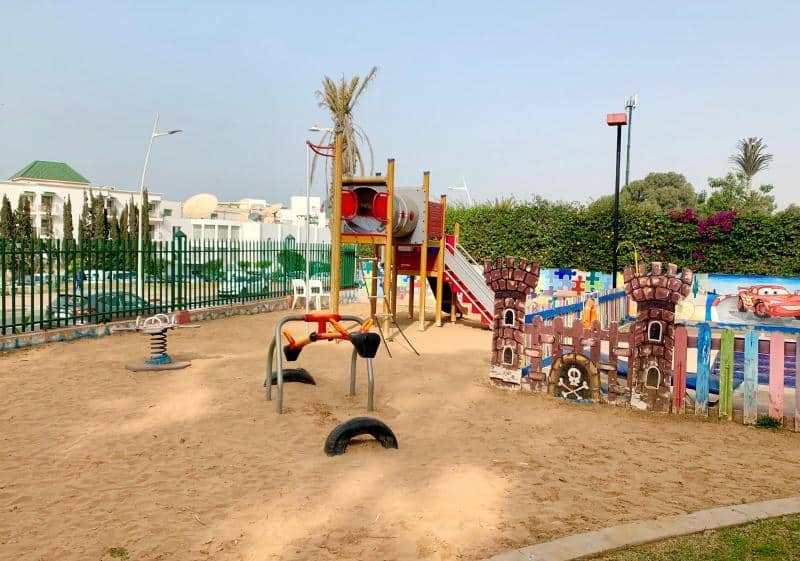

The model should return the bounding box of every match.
[672,325,688,414]
[769,332,785,422]
[382,159,395,334]
[408,275,415,319]
[795,335,800,432]
[418,171,430,331]
[450,223,460,323]
[743,329,758,425]
[391,246,398,320]
[435,194,446,327]
[370,245,379,319]
[330,132,344,314]
[695,323,711,417]
[608,322,619,402]
[719,328,734,421]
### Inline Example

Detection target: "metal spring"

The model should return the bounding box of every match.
[149,329,168,359]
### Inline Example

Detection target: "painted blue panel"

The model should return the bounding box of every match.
[743,330,759,424]
[695,323,711,415]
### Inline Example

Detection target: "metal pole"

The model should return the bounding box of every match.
[612,125,622,288]
[137,113,159,299]
[330,133,343,314]
[624,104,634,186]
[305,140,311,319]
[464,181,473,206]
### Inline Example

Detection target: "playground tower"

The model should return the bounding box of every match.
[483,257,540,389]
[623,261,693,412]
[328,132,448,331]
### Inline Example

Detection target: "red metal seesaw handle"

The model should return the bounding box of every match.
[304,311,341,334]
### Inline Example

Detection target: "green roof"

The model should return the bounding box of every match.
[10,161,89,184]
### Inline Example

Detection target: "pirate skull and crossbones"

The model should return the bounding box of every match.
[557,366,589,399]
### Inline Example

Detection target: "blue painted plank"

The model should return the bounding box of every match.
[695,323,711,416]
[743,330,758,425]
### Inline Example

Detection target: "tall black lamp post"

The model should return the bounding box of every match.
[606,112,628,288]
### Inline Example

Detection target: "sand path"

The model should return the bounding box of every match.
[2,303,800,561]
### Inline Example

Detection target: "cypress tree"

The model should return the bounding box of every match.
[129,198,139,241]
[142,189,151,242]
[109,211,120,241]
[79,191,91,242]
[119,204,129,241]
[0,195,13,239]
[63,197,74,241]
[14,196,34,240]
[91,193,106,240]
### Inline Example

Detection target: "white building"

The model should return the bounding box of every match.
[276,196,327,228]
[0,160,166,239]
[1,160,332,244]
[162,195,330,244]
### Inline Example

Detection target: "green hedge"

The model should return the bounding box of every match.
[446,201,800,276]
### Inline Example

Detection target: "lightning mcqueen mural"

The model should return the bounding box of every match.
[737,285,800,319]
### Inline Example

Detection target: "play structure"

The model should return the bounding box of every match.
[485,257,800,429]
[119,313,197,371]
[325,133,494,331]
[265,311,381,414]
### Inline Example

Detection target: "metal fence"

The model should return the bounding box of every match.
[0,238,357,335]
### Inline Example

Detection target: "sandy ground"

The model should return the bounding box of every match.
[2,303,800,561]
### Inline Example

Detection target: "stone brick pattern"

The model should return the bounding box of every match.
[623,262,692,412]
[484,257,540,385]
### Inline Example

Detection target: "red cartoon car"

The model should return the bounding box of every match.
[737,285,800,319]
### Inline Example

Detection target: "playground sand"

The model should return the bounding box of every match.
[2,303,800,561]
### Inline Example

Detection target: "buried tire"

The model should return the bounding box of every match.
[266,368,316,386]
[324,417,398,456]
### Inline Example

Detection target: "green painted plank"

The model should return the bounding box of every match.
[718,328,734,421]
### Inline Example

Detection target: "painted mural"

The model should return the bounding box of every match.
[686,273,800,328]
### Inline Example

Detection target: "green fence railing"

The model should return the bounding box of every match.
[0,238,357,335]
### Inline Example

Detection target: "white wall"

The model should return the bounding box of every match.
[0,180,163,239]
[162,217,331,244]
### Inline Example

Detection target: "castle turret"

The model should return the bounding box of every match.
[623,262,692,412]
[484,257,540,389]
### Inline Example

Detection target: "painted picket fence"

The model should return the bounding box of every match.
[673,323,800,430]
[525,288,629,330]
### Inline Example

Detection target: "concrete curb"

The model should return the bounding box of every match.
[483,496,800,561]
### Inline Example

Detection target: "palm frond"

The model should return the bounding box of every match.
[729,137,773,180]
[312,66,378,177]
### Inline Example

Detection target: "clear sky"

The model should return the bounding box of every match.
[2,1,798,208]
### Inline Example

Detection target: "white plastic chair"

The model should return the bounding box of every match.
[291,279,307,309]
[308,279,330,310]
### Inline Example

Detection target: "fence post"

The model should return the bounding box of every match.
[769,332,785,423]
[673,325,688,414]
[1,238,6,336]
[795,335,800,432]
[718,328,734,421]
[743,330,758,425]
[695,323,711,416]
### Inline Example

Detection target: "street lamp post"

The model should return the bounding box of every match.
[137,113,182,299]
[305,126,333,317]
[624,94,638,186]
[606,112,628,288]
[447,178,473,205]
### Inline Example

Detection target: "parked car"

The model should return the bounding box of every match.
[218,272,267,297]
[46,292,151,323]
[737,285,800,319]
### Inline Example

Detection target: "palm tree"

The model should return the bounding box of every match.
[729,137,773,186]
[312,66,378,181]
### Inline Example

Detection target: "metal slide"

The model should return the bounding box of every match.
[443,241,495,323]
